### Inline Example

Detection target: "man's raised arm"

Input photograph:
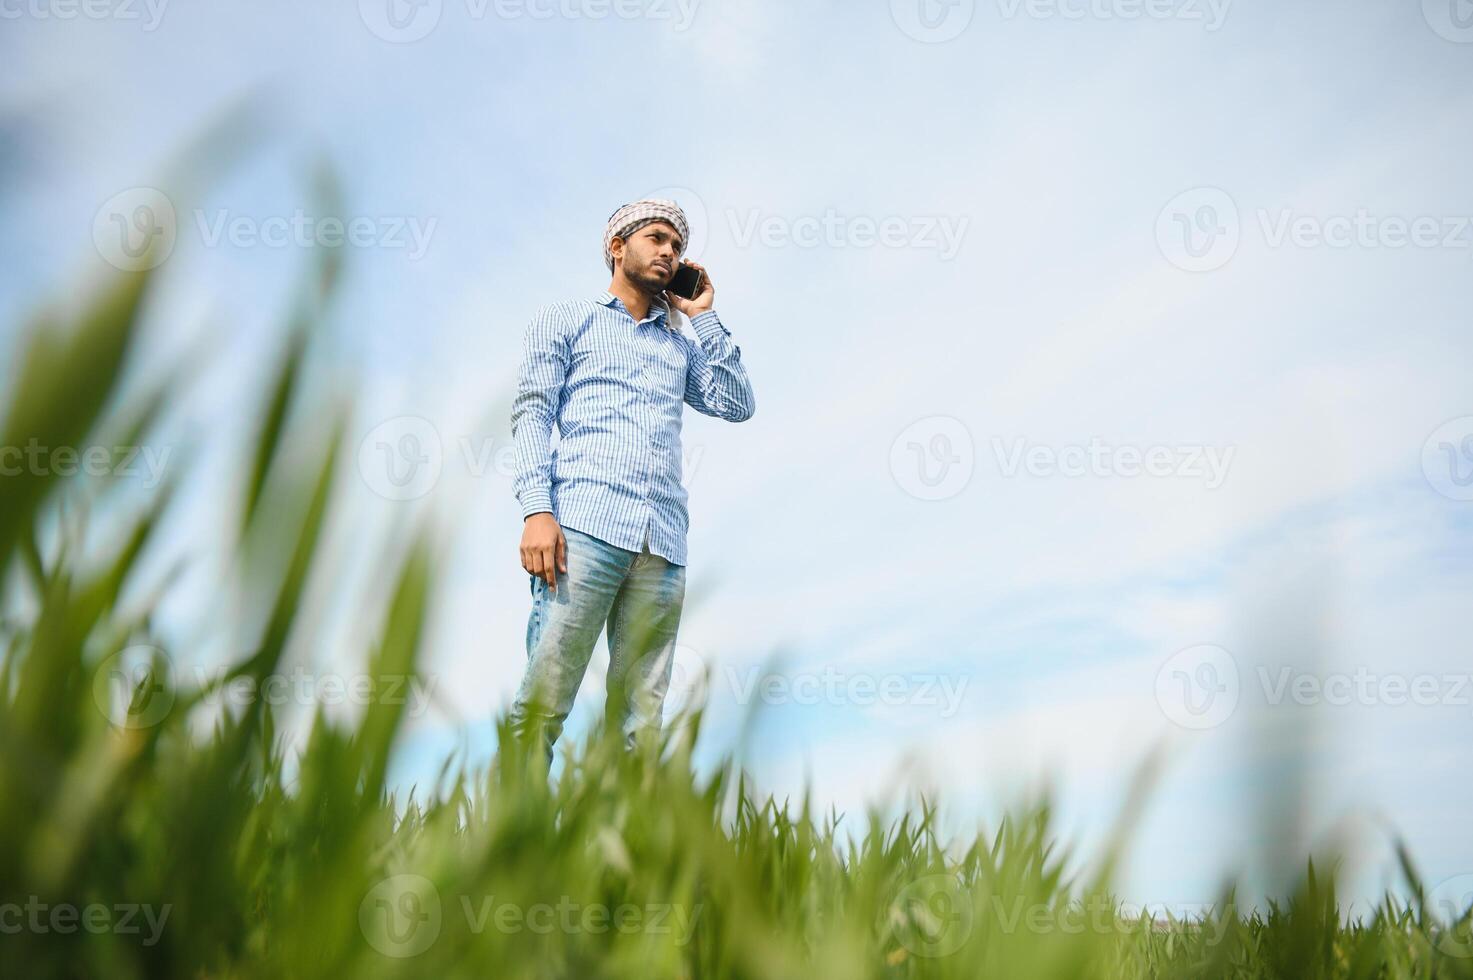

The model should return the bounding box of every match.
[684,308,755,422]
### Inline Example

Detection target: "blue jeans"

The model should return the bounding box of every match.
[510,524,687,762]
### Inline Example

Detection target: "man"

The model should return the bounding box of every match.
[508,198,756,762]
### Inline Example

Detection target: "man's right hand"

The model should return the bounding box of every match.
[520,513,567,591]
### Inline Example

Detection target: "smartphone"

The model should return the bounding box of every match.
[666,263,703,300]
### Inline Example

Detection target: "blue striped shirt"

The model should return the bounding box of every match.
[511,290,756,566]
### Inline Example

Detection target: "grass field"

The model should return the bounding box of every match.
[2,254,1472,978]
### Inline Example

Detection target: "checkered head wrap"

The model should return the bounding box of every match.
[603,198,689,273]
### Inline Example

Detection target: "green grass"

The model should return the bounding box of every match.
[2,253,1472,979]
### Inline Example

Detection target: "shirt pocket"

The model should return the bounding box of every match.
[647,333,688,397]
[570,320,639,383]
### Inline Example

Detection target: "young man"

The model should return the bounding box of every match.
[508,198,756,762]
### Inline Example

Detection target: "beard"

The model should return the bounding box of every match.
[629,255,675,294]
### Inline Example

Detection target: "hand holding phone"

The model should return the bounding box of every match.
[664,260,715,318]
[665,262,704,300]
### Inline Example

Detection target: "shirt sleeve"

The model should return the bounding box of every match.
[511,305,569,518]
[683,309,756,422]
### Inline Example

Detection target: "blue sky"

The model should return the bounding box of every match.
[4,0,1472,914]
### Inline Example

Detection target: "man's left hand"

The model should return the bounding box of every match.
[665,260,714,318]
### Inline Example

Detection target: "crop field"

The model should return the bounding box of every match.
[2,258,1471,979]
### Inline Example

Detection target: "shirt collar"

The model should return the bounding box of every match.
[596,289,675,330]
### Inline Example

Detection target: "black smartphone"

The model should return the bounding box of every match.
[666,263,703,300]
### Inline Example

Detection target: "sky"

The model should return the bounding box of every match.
[3,0,1472,915]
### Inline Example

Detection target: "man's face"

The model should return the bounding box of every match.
[614,221,683,292]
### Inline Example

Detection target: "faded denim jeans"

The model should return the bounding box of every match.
[510,524,686,763]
